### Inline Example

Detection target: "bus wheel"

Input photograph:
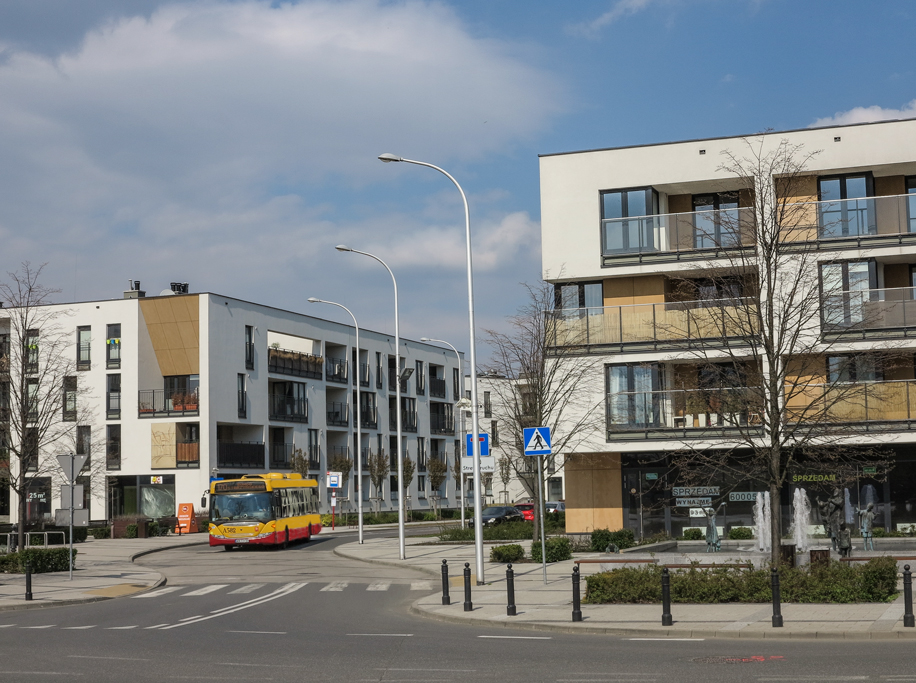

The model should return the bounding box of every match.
[282,529,289,550]
[223,545,233,552]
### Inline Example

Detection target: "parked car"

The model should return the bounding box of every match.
[513,503,536,521]
[546,501,566,514]
[475,506,525,526]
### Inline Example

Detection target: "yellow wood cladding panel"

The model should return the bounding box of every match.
[603,276,665,307]
[565,453,623,534]
[151,422,177,469]
[875,175,905,197]
[140,295,200,376]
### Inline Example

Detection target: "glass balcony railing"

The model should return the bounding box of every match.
[601,207,754,261]
[786,193,916,244]
[549,297,757,349]
[822,286,916,337]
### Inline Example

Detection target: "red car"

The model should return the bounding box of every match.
[514,503,535,521]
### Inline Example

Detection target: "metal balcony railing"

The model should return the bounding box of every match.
[269,394,308,423]
[326,357,349,384]
[327,402,349,427]
[359,405,378,429]
[76,342,91,369]
[328,445,350,464]
[430,412,454,435]
[548,297,757,350]
[429,378,446,399]
[389,410,418,432]
[269,442,293,469]
[218,441,265,469]
[268,347,323,379]
[138,390,199,417]
[238,390,247,418]
[176,440,200,468]
[245,341,255,370]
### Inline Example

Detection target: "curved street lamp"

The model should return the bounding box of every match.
[380,154,485,584]
[334,245,407,560]
[308,297,364,545]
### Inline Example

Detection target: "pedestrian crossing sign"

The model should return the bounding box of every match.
[523,427,551,456]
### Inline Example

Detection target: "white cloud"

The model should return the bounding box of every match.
[810,100,916,128]
[566,0,657,37]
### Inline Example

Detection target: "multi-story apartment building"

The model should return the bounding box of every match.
[0,283,464,525]
[539,118,916,537]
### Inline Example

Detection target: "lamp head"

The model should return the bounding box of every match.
[335,245,352,252]
[378,153,402,163]
[307,297,320,303]
[420,337,430,342]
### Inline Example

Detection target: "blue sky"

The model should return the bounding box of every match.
[0,0,914,364]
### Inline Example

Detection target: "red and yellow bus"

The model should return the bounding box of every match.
[208,473,322,550]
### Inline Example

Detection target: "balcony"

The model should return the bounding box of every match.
[176,440,200,468]
[353,363,370,388]
[389,410,418,433]
[328,445,350,464]
[269,442,293,469]
[822,286,916,340]
[388,376,408,394]
[218,441,265,468]
[359,405,378,429]
[138,390,199,418]
[429,378,446,399]
[326,357,349,384]
[786,193,916,249]
[430,412,454,435]
[549,298,757,351]
[268,347,323,379]
[327,402,349,427]
[601,207,754,265]
[308,447,321,471]
[269,394,308,423]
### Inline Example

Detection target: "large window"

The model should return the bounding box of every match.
[416,361,425,395]
[245,325,255,370]
[907,176,916,234]
[107,425,121,470]
[25,329,38,374]
[106,324,121,369]
[107,374,121,419]
[555,282,603,315]
[606,363,661,428]
[237,373,247,418]
[77,425,91,462]
[63,376,77,421]
[818,174,875,238]
[693,192,739,248]
[820,260,876,327]
[828,355,882,384]
[76,326,91,370]
[601,187,659,254]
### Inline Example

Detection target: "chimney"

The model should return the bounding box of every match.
[170,282,189,294]
[123,279,146,299]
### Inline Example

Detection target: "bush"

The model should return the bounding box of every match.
[530,536,572,563]
[590,528,636,552]
[682,528,704,541]
[438,520,534,542]
[88,526,111,540]
[638,531,673,546]
[0,548,77,573]
[125,524,138,539]
[422,513,437,522]
[545,511,566,533]
[729,526,753,540]
[490,544,525,563]
[584,557,899,604]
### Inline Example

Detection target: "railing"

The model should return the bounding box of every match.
[269,394,308,423]
[245,341,255,370]
[308,447,320,470]
[106,339,121,369]
[269,442,293,469]
[430,412,454,435]
[268,347,323,379]
[429,378,447,399]
[784,379,916,425]
[360,405,378,429]
[106,449,121,470]
[822,286,916,338]
[218,441,265,468]
[390,410,418,432]
[549,297,757,349]
[417,452,427,473]
[76,342,91,369]
[107,392,121,419]
[176,440,200,468]
[357,363,370,387]
[326,357,349,383]
[138,390,199,417]
[601,207,754,262]
[328,445,350,464]
[327,402,349,426]
[786,193,916,245]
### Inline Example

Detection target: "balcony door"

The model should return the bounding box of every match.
[606,363,660,428]
[818,174,875,238]
[821,260,875,327]
[692,192,739,249]
[601,188,658,254]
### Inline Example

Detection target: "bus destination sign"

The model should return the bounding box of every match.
[213,480,267,493]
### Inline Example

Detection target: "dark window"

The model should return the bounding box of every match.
[376,352,383,390]
[106,324,121,369]
[491,420,498,447]
[23,427,38,471]
[26,378,38,421]
[107,425,121,470]
[76,326,91,369]
[818,173,875,238]
[692,192,740,248]
[600,187,659,253]
[245,325,255,370]
[63,376,77,421]
[828,356,882,384]
[453,368,460,401]
[307,429,320,470]
[237,373,247,418]
[483,391,492,417]
[605,363,661,428]
[107,374,121,419]
[416,361,425,395]
[76,425,91,461]
[389,474,398,500]
[25,329,38,374]
[555,282,603,316]
[906,177,916,234]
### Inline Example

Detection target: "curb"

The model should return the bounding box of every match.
[129,540,209,562]
[332,546,440,579]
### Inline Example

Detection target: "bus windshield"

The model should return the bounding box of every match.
[211,492,273,524]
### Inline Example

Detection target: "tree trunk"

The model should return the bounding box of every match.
[17,486,26,551]
[769,480,781,566]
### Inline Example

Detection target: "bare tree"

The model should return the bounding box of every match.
[367,449,388,514]
[0,263,104,548]
[647,136,894,564]
[397,455,415,512]
[483,281,606,541]
[497,456,512,505]
[427,457,448,519]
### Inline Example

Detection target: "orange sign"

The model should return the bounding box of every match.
[176,503,199,534]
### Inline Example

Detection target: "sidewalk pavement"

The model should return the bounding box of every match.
[335,537,916,640]
[0,535,207,612]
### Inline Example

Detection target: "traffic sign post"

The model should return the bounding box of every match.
[523,427,552,584]
[56,454,88,581]
[327,471,342,530]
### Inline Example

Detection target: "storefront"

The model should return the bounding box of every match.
[108,474,176,520]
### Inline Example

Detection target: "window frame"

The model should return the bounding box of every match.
[106,324,121,369]
[76,326,91,370]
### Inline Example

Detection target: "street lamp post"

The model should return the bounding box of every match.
[380,154,485,584]
[308,297,364,545]
[334,245,407,560]
[420,337,466,528]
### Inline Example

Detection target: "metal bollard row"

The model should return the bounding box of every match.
[25,562,32,601]
[572,565,583,622]
[661,567,672,626]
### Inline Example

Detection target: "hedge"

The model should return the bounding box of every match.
[729,526,754,540]
[0,548,77,573]
[489,544,525,563]
[439,521,534,542]
[585,557,899,604]
[530,536,572,563]
[590,528,635,552]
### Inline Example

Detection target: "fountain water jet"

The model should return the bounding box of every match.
[754,491,772,554]
[790,487,812,552]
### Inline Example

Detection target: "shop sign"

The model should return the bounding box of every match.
[729,492,764,502]
[689,507,707,517]
[863,467,877,475]
[150,476,164,484]
[790,473,836,483]
[672,487,719,497]
[676,497,712,507]
[645,473,658,481]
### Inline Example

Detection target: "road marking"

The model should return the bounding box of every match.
[131,586,182,599]
[145,624,169,629]
[182,584,229,596]
[378,669,477,673]
[628,638,705,641]
[367,581,390,591]
[347,633,414,637]
[69,656,149,661]
[62,626,96,630]
[21,625,56,629]
[227,630,287,634]
[759,679,868,682]
[228,584,264,594]
[0,624,16,628]
[179,615,203,621]
[5,673,81,676]
[208,584,307,615]
[410,581,433,591]
[478,635,551,640]
[161,583,306,629]
[321,581,348,591]
[105,626,138,630]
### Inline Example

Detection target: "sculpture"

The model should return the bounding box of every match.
[703,503,725,553]
[837,523,852,558]
[816,488,844,552]
[856,501,877,551]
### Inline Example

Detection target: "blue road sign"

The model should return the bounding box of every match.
[523,427,551,456]
[466,433,490,457]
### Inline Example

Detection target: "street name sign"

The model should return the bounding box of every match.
[523,427,551,456]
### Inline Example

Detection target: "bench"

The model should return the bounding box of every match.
[574,558,658,565]
[840,556,916,563]
[662,563,753,569]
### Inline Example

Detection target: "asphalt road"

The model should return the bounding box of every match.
[0,532,914,682]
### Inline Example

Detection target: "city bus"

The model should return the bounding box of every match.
[208,473,322,550]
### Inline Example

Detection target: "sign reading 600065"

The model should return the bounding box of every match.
[672,487,720,497]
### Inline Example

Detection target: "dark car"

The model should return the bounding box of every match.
[475,506,524,526]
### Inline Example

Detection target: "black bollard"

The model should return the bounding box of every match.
[506,564,517,617]
[441,559,451,606]
[771,567,783,627]
[25,562,32,601]
[572,565,583,622]
[463,562,473,612]
[661,567,672,626]
[904,564,915,628]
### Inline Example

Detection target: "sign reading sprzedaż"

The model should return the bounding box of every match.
[672,487,719,497]
[675,497,712,507]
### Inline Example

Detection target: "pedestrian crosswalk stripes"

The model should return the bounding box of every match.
[181,584,229,596]
[129,580,434,600]
[131,586,181,599]
[320,581,348,592]
[228,583,265,594]
[366,581,391,591]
